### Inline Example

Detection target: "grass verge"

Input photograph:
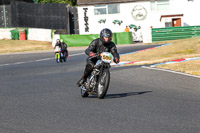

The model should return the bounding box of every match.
[0,40,53,54]
[157,60,200,76]
[1,38,200,76]
[120,37,200,76]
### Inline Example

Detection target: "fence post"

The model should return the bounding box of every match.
[66,5,70,34]
[3,5,7,28]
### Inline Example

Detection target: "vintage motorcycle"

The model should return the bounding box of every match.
[80,52,113,99]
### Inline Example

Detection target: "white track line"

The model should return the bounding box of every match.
[142,66,200,79]
[0,53,84,67]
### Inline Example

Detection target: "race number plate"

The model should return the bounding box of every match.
[54,46,60,52]
[101,52,113,63]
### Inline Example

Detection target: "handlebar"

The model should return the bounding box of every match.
[88,53,101,60]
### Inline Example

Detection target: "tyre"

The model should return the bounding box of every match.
[63,53,66,62]
[81,86,89,97]
[97,69,110,99]
[60,57,63,62]
[59,53,63,62]
[63,57,66,62]
[56,54,59,63]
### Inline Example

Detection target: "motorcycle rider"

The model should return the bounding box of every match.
[77,28,120,87]
[54,39,61,49]
[60,39,69,58]
[54,39,62,58]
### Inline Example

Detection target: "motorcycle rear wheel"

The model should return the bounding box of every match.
[63,52,67,62]
[97,69,110,99]
[60,57,63,62]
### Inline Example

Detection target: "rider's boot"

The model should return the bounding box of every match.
[77,63,93,87]
[77,74,87,87]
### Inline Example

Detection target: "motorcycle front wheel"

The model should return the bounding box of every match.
[56,54,59,63]
[97,68,110,99]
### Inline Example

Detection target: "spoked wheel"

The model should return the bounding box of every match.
[97,69,110,99]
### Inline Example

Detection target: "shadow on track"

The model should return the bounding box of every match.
[105,91,152,99]
[84,91,152,99]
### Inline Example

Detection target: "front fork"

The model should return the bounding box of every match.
[98,65,104,84]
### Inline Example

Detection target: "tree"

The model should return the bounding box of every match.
[36,0,77,6]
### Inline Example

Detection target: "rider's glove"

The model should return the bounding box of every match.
[89,52,95,57]
[114,58,120,64]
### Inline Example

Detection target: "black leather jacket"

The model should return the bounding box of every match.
[85,38,120,60]
[54,42,61,49]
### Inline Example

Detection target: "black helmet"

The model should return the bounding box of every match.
[56,39,60,43]
[100,28,112,38]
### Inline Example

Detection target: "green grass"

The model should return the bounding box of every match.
[120,37,200,64]
[120,37,200,76]
[0,39,53,54]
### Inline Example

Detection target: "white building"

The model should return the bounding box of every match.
[77,0,200,43]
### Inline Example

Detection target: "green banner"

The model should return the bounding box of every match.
[115,32,132,44]
[60,32,133,47]
[60,34,99,47]
[152,26,200,42]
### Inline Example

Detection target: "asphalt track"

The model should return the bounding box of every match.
[0,44,200,133]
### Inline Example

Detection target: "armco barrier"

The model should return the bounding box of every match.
[152,26,200,42]
[28,28,52,42]
[60,32,133,47]
[0,28,15,39]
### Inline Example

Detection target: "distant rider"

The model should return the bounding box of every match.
[54,39,62,58]
[60,39,68,58]
[77,28,120,87]
[54,39,61,49]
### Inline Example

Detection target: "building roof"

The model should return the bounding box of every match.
[77,0,150,6]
